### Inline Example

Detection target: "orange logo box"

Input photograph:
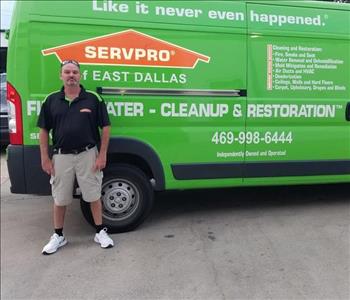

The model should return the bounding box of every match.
[42,29,210,69]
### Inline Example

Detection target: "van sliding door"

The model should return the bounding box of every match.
[245,3,350,184]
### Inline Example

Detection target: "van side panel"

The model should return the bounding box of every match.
[23,1,248,190]
[6,1,350,195]
[245,3,350,184]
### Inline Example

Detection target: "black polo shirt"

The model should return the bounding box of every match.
[37,85,110,150]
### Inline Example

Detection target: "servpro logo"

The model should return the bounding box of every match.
[42,29,210,69]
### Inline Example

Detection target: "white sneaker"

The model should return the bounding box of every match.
[94,228,114,248]
[42,233,67,255]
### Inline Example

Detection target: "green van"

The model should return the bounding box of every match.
[6,1,350,232]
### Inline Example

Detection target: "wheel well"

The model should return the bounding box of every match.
[107,137,165,191]
[107,153,154,179]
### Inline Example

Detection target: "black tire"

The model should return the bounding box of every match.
[80,164,154,233]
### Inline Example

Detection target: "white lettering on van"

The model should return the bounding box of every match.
[208,10,244,21]
[85,46,171,62]
[27,100,42,116]
[250,10,323,27]
[85,46,97,58]
[88,70,185,84]
[247,104,337,118]
[30,133,40,140]
[81,70,89,80]
[161,103,229,118]
[92,0,129,13]
[92,70,130,82]
[106,102,144,117]
[155,6,203,18]
[232,104,242,117]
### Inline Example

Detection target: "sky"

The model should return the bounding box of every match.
[1,1,15,29]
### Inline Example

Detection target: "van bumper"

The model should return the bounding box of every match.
[7,145,51,195]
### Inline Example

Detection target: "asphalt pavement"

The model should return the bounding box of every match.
[1,150,349,300]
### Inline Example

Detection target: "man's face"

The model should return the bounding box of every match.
[60,63,81,87]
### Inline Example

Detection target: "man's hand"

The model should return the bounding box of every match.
[93,126,110,172]
[41,157,55,176]
[93,153,107,172]
[39,128,54,176]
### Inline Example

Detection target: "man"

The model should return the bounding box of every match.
[38,59,114,255]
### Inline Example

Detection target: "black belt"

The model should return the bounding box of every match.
[53,144,95,155]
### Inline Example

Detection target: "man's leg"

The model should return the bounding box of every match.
[77,148,114,248]
[42,154,74,255]
[53,203,66,236]
[91,199,114,248]
[54,203,67,229]
[42,204,68,255]
[90,199,102,226]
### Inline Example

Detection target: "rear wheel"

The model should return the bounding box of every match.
[80,165,154,233]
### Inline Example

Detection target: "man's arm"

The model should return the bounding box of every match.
[39,128,54,175]
[94,125,110,171]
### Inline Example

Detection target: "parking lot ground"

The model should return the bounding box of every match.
[1,151,350,300]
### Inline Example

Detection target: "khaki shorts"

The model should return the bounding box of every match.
[50,146,103,206]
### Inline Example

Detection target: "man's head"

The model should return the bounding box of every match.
[60,60,81,87]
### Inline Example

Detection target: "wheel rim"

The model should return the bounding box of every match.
[101,178,140,221]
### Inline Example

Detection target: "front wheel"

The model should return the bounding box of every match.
[80,165,154,233]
